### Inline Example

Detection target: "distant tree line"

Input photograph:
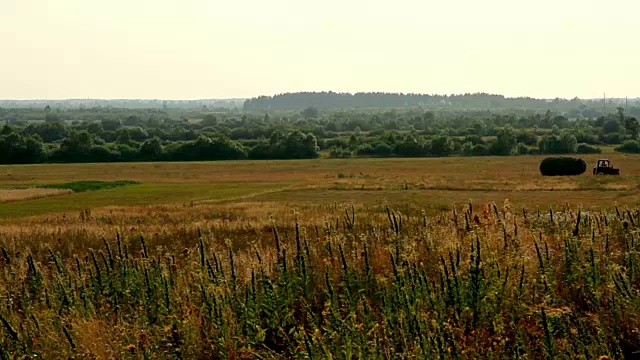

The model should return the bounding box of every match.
[0,104,638,164]
[242,91,637,113]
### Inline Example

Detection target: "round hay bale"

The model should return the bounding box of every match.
[539,157,586,176]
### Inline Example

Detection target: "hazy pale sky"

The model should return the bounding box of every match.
[1,0,639,100]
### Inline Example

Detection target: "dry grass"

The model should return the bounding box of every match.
[0,187,72,203]
[0,182,289,219]
[0,200,638,358]
[0,154,638,220]
[0,157,639,357]
[0,154,637,187]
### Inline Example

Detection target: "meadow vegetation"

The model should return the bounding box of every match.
[0,199,639,358]
[0,152,638,358]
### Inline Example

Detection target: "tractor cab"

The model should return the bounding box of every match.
[593,159,620,175]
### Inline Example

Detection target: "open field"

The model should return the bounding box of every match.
[0,154,636,185]
[0,155,639,358]
[0,154,638,220]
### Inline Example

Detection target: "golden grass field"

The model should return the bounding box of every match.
[0,187,72,203]
[0,155,639,358]
[0,153,637,257]
[0,154,637,222]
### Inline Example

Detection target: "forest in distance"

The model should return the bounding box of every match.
[2,92,637,112]
[0,92,639,164]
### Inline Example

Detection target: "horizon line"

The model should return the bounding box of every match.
[0,91,637,102]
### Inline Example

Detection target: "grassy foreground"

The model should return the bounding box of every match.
[0,203,639,358]
[0,156,639,358]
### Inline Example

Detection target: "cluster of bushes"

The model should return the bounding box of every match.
[248,130,319,159]
[615,140,640,153]
[0,128,319,164]
[0,103,639,164]
[326,126,603,158]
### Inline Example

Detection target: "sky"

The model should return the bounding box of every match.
[1,0,639,100]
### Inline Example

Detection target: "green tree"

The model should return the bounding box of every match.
[312,125,326,138]
[44,112,61,122]
[602,119,623,134]
[395,136,425,157]
[129,126,149,142]
[1,122,14,135]
[471,144,487,156]
[101,119,121,131]
[86,122,104,135]
[116,128,133,145]
[615,140,640,153]
[429,135,453,156]
[539,133,577,154]
[624,117,639,139]
[516,142,529,155]
[123,115,141,126]
[202,114,218,126]
[348,134,359,150]
[60,130,94,155]
[139,137,164,160]
[0,133,48,164]
[23,121,67,142]
[472,120,487,136]
[617,107,625,123]
[301,107,319,120]
[490,125,517,155]
[302,133,320,158]
[461,142,474,156]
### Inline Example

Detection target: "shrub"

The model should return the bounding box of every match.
[329,146,352,158]
[471,144,487,156]
[576,143,602,154]
[615,140,640,153]
[600,132,625,145]
[539,157,587,176]
[516,142,529,155]
[356,142,394,157]
[538,133,577,154]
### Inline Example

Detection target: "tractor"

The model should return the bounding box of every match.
[593,159,620,175]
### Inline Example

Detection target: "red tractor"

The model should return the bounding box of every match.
[593,159,620,175]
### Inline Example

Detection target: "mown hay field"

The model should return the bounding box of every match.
[0,188,72,203]
[0,155,639,358]
[0,154,638,220]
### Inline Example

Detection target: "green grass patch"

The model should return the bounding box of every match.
[39,180,141,192]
